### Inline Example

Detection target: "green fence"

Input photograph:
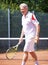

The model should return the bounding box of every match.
[35,12,48,37]
[0,10,48,37]
[0,9,48,53]
[10,11,22,37]
[0,10,8,37]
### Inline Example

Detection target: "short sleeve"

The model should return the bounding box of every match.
[31,14,39,25]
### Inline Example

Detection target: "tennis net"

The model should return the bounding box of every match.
[0,38,48,53]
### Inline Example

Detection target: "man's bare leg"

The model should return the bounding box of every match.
[30,52,39,65]
[21,52,28,65]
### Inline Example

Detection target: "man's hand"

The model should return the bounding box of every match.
[19,37,23,43]
[16,37,23,48]
[35,35,39,43]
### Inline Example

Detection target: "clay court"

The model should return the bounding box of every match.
[0,50,48,65]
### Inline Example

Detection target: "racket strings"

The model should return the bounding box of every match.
[6,45,19,59]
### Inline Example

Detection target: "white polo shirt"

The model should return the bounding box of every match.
[22,11,39,39]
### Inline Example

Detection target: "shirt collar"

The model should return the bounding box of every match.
[23,11,30,18]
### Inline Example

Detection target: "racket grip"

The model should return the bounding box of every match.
[18,42,21,46]
[16,42,20,47]
[16,44,19,47]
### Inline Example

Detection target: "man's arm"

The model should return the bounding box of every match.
[31,13,40,43]
[36,24,40,36]
[20,27,24,38]
[18,27,24,45]
[35,24,40,43]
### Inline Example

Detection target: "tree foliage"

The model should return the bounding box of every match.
[0,0,48,13]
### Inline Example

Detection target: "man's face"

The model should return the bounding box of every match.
[20,7,28,15]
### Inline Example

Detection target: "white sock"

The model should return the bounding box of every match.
[21,61,25,65]
[35,61,39,65]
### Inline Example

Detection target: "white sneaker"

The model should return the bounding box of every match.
[35,63,39,65]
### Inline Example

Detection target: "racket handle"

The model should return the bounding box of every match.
[16,42,21,47]
[16,44,19,47]
[18,42,21,45]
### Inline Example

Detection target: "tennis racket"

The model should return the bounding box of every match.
[6,43,19,59]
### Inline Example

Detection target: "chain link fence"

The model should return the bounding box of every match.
[0,9,48,53]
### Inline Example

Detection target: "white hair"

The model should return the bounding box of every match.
[19,3,28,9]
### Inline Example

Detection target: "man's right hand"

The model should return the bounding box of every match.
[19,37,23,44]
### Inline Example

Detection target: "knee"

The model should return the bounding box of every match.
[23,52,28,61]
[24,52,28,58]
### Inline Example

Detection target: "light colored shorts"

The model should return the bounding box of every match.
[23,38,35,52]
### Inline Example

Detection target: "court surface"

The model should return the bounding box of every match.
[0,50,48,65]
